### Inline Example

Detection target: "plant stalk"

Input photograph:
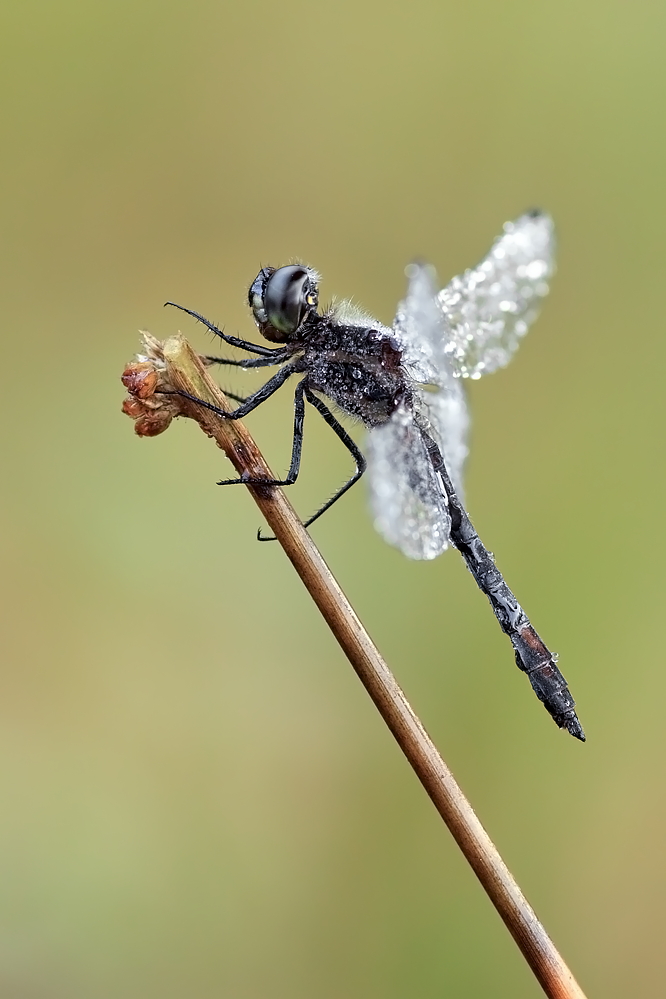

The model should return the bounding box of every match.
[122,333,587,999]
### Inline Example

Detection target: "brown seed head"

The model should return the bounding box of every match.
[121,361,159,399]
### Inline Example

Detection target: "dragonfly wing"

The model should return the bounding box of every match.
[415,380,469,501]
[440,210,555,379]
[392,261,470,498]
[393,260,447,385]
[366,403,452,560]
[377,213,549,557]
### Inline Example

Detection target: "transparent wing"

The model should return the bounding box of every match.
[392,260,445,387]
[375,212,551,558]
[392,263,470,489]
[377,260,469,560]
[439,210,555,379]
[366,402,452,561]
[416,380,469,500]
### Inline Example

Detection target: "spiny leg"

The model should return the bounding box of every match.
[204,353,292,409]
[300,388,367,527]
[257,386,367,541]
[164,301,283,358]
[159,360,300,422]
[204,353,289,369]
[217,379,307,488]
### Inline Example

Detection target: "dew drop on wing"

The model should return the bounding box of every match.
[437,211,556,380]
[367,403,452,561]
[366,257,472,560]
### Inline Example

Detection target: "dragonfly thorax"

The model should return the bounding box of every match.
[302,320,408,428]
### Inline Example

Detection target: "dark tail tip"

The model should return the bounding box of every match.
[565,715,586,742]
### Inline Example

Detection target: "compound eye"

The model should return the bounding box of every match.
[248,267,274,328]
[264,265,315,338]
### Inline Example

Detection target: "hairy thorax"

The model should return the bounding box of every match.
[301,322,407,428]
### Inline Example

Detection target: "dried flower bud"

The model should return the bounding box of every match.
[121,361,159,399]
[121,397,149,419]
[134,410,174,437]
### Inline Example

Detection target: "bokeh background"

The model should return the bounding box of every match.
[1,1,664,996]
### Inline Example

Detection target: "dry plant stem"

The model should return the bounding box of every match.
[157,334,587,999]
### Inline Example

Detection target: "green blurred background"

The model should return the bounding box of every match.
[1,1,664,996]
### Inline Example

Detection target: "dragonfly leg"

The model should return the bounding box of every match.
[300,388,367,527]
[203,353,288,369]
[160,361,299,422]
[217,378,307,488]
[257,386,366,542]
[164,301,284,357]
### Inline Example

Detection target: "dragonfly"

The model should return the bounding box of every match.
[166,210,584,741]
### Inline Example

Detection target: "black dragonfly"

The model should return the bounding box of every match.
[166,211,584,740]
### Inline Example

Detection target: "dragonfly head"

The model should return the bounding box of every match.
[248,264,319,342]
